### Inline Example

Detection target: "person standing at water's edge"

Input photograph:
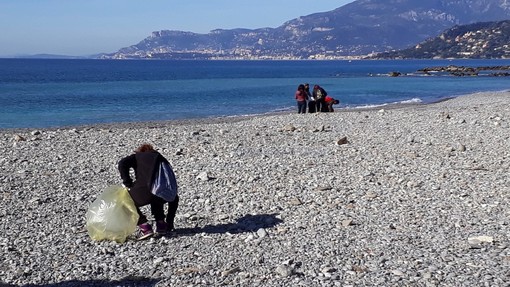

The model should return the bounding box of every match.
[118,144,179,240]
[295,84,308,114]
[313,85,328,113]
[305,83,315,113]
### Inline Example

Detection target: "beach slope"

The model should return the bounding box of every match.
[1,91,509,286]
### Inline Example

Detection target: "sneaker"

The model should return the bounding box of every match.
[156,220,168,234]
[135,223,154,240]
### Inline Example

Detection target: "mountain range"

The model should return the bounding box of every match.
[375,19,510,58]
[102,0,510,60]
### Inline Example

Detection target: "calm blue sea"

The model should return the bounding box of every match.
[0,58,509,129]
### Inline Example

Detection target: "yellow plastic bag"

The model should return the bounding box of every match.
[86,185,139,243]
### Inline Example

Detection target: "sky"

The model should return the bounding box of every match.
[0,0,355,57]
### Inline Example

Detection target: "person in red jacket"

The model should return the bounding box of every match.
[295,84,308,114]
[118,143,179,240]
[324,95,340,112]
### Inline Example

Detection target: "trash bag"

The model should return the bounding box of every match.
[86,185,139,243]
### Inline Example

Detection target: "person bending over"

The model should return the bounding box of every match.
[118,143,179,240]
[324,95,340,112]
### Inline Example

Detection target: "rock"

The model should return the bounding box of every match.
[439,112,451,119]
[196,171,211,181]
[406,180,421,188]
[283,125,296,132]
[218,214,229,220]
[336,137,348,145]
[342,219,353,227]
[14,134,26,142]
[221,267,241,276]
[289,197,302,206]
[405,151,418,159]
[322,267,337,273]
[275,264,294,277]
[365,191,378,199]
[153,257,165,265]
[256,228,267,239]
[468,236,494,248]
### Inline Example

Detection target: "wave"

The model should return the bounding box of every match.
[399,98,423,104]
[345,98,424,110]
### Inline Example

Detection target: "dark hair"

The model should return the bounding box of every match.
[135,143,155,153]
[298,84,305,91]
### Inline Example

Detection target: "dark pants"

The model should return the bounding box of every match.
[137,195,179,229]
[327,101,335,112]
[308,101,316,113]
[316,98,325,112]
[297,101,306,113]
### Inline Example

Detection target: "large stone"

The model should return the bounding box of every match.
[196,171,211,181]
[14,134,26,142]
[336,137,348,145]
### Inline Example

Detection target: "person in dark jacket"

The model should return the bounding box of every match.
[118,143,179,240]
[304,83,316,113]
[313,85,328,112]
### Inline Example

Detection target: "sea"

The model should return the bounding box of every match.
[0,58,509,129]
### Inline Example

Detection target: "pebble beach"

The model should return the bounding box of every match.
[1,91,509,286]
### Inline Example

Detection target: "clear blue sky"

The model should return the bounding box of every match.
[0,0,355,56]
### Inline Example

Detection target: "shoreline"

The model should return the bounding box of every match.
[0,93,466,134]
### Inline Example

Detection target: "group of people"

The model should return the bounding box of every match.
[295,83,340,114]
